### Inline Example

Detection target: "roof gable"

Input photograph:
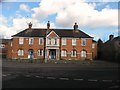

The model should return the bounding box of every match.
[47,30,59,38]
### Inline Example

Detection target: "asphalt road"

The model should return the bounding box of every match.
[2,60,120,89]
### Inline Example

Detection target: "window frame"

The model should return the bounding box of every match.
[81,39,86,46]
[62,38,66,45]
[39,38,43,45]
[72,38,76,46]
[81,50,87,58]
[38,49,43,56]
[61,50,67,57]
[71,50,77,57]
[19,38,24,44]
[18,49,24,56]
[29,38,34,45]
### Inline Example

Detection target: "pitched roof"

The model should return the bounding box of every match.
[0,39,11,44]
[104,36,120,45]
[12,28,93,38]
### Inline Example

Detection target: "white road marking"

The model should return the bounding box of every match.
[88,79,98,82]
[59,78,69,80]
[25,75,31,77]
[6,74,11,76]
[2,74,7,77]
[73,78,84,81]
[35,76,40,78]
[47,77,56,79]
[102,80,112,82]
[34,75,44,79]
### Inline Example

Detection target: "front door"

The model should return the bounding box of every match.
[50,50,56,59]
[28,49,34,59]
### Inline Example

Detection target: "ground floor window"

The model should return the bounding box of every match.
[18,49,24,56]
[81,50,87,57]
[61,50,67,57]
[38,49,43,56]
[71,50,77,57]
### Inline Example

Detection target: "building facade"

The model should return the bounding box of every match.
[0,39,11,58]
[7,22,97,61]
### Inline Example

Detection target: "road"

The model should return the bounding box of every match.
[2,60,120,89]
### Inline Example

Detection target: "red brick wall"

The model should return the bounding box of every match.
[60,38,93,60]
[8,37,44,59]
[8,37,96,60]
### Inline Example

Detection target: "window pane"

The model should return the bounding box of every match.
[39,38,43,45]
[29,38,34,45]
[18,49,24,56]
[72,38,76,45]
[19,38,24,44]
[81,39,86,46]
[62,38,66,45]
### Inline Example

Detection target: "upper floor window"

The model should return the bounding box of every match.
[29,38,34,45]
[62,38,66,45]
[71,50,77,57]
[19,38,24,44]
[38,49,43,56]
[81,39,86,46]
[47,38,58,45]
[72,38,76,46]
[92,44,95,48]
[18,49,24,56]
[61,50,67,57]
[39,38,43,45]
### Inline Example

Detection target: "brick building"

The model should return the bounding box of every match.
[0,39,11,58]
[7,21,97,61]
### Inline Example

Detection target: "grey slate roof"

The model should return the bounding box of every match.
[12,28,93,38]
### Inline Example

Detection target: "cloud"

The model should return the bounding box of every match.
[31,0,118,29]
[19,3,30,12]
[0,15,55,39]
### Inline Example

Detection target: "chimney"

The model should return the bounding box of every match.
[28,22,32,30]
[109,34,114,40]
[73,22,78,30]
[47,21,50,30]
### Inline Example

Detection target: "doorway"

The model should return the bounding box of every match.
[50,49,56,60]
[28,49,34,59]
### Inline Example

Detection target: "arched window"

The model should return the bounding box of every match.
[61,50,67,57]
[71,50,77,57]
[18,49,24,56]
[81,50,87,57]
[38,49,43,56]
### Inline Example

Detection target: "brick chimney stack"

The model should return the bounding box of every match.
[109,34,114,40]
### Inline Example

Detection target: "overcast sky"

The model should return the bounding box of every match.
[0,0,119,41]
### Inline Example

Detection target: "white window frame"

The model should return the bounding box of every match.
[72,38,76,46]
[81,39,86,46]
[81,51,86,57]
[18,49,24,56]
[71,50,77,57]
[61,50,67,57]
[38,49,43,56]
[39,38,43,45]
[92,43,95,48]
[19,38,24,44]
[0,44,5,48]
[29,38,34,45]
[62,38,66,45]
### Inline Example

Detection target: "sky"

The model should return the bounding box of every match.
[0,0,119,42]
